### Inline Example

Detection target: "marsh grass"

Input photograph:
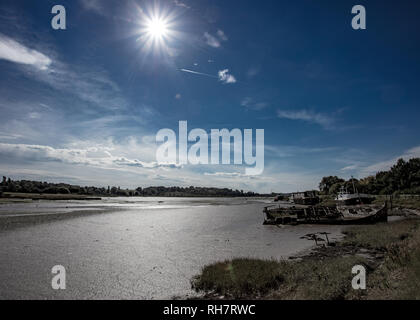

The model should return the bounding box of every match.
[362,219,420,299]
[191,258,285,298]
[192,218,420,299]
[192,255,368,299]
[373,194,420,210]
[342,219,418,250]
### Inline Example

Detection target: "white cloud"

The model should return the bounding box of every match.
[361,145,420,175]
[32,60,129,111]
[0,132,22,140]
[80,0,104,15]
[0,142,180,170]
[247,67,260,78]
[204,30,228,48]
[241,97,267,110]
[265,145,338,158]
[28,112,41,119]
[204,172,261,180]
[0,33,51,70]
[340,164,359,171]
[173,0,190,9]
[218,69,237,84]
[175,93,182,99]
[217,29,228,41]
[277,109,334,129]
[0,33,129,112]
[204,32,220,48]
[0,138,328,193]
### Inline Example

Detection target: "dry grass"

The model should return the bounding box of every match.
[192,218,420,299]
[341,219,417,251]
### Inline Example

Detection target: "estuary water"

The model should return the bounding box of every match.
[0,197,344,299]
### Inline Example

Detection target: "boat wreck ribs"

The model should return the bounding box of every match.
[263,202,388,225]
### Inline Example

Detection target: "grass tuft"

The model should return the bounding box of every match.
[192,218,420,299]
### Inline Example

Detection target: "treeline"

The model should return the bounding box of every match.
[0,177,260,197]
[319,158,420,195]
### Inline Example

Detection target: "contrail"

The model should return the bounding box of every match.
[179,68,218,78]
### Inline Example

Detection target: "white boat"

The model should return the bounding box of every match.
[335,180,374,205]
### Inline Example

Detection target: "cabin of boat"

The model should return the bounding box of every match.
[290,191,320,205]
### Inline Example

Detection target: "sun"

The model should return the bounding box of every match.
[146,18,169,39]
[135,4,181,55]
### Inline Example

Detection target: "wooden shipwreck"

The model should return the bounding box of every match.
[263,202,388,225]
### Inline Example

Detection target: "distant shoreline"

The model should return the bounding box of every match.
[0,176,268,198]
[0,192,271,201]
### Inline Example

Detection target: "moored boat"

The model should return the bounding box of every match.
[335,178,375,205]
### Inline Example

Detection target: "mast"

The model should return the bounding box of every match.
[351,175,357,194]
[351,175,363,204]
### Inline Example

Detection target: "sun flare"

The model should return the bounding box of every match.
[135,4,180,55]
[146,18,169,39]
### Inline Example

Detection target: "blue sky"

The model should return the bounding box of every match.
[0,0,420,193]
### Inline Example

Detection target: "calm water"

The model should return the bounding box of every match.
[0,197,344,299]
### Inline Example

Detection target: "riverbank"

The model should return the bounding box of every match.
[191,217,420,299]
[0,192,101,201]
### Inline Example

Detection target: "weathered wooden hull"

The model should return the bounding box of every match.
[263,203,387,225]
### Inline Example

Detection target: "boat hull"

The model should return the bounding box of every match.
[263,203,387,225]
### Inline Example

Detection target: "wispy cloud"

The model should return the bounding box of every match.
[218,69,236,84]
[265,145,338,158]
[204,171,263,180]
[246,67,260,78]
[0,132,23,140]
[216,29,228,41]
[37,65,129,111]
[340,164,359,171]
[241,97,267,110]
[0,142,180,170]
[0,31,130,112]
[0,33,51,70]
[203,29,228,48]
[79,0,105,15]
[173,0,190,9]
[204,32,220,48]
[360,145,420,175]
[277,109,334,129]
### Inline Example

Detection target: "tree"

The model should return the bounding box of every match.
[319,176,345,194]
[329,183,343,195]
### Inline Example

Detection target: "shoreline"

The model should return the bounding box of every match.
[191,214,420,300]
[0,192,273,202]
[0,207,122,231]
